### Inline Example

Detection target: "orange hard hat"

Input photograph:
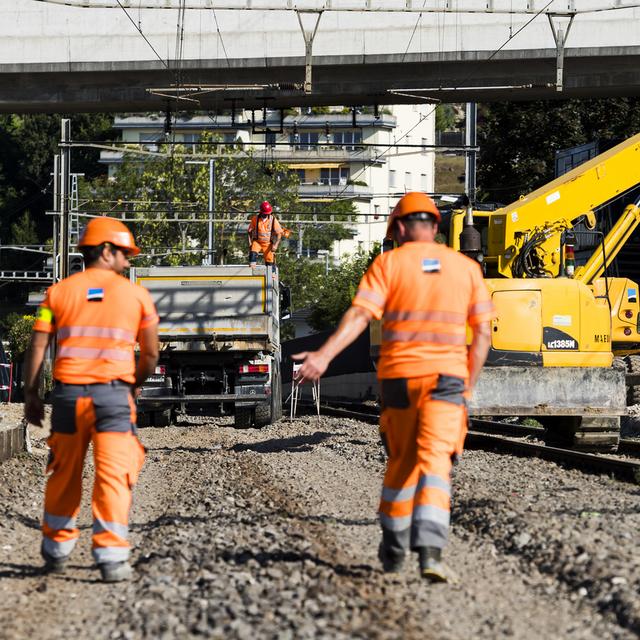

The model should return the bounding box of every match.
[260,201,273,215]
[386,192,441,239]
[78,217,141,256]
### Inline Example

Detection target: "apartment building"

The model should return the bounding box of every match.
[99,105,435,258]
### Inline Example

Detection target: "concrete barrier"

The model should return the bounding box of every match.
[0,420,25,462]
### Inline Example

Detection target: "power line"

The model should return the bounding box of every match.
[339,0,555,196]
[210,4,231,69]
[115,0,169,69]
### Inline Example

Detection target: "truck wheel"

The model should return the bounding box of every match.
[137,412,152,428]
[154,409,172,428]
[234,407,254,429]
[254,402,272,428]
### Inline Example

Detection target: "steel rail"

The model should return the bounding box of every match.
[311,402,640,483]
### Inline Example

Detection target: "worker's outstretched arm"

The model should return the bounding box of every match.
[468,320,491,391]
[23,331,51,426]
[271,231,283,251]
[135,324,160,390]
[292,306,373,383]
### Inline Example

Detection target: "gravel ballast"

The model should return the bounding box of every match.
[0,406,638,639]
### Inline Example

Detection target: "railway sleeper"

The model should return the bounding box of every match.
[541,416,620,452]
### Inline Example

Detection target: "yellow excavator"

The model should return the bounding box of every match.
[373,132,640,449]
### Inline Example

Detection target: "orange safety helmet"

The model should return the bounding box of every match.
[259,201,273,215]
[386,192,441,239]
[78,217,141,256]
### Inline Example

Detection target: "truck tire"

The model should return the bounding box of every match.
[626,355,640,405]
[234,407,254,429]
[137,411,152,428]
[154,409,172,428]
[254,402,272,428]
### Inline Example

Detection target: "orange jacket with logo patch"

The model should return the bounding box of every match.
[248,215,283,245]
[33,268,159,384]
[352,241,495,380]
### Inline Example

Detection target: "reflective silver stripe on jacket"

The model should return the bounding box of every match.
[93,519,129,540]
[355,288,386,307]
[42,535,77,559]
[384,310,466,324]
[57,326,136,342]
[44,511,77,531]
[468,300,495,316]
[92,546,130,563]
[382,330,466,346]
[57,346,132,361]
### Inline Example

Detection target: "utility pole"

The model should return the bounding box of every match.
[59,119,71,280]
[208,159,215,265]
[52,154,60,282]
[465,102,477,202]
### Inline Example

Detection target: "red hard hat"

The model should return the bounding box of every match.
[386,192,441,239]
[260,201,273,215]
[78,217,141,256]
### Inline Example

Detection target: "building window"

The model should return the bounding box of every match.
[139,132,163,151]
[421,137,428,155]
[374,204,380,219]
[320,167,349,185]
[265,131,277,146]
[404,172,412,189]
[389,170,396,188]
[421,173,428,190]
[291,169,306,183]
[333,131,362,150]
[182,133,201,151]
[290,132,319,150]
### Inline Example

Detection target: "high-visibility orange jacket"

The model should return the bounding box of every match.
[33,268,159,384]
[352,241,495,380]
[248,214,283,245]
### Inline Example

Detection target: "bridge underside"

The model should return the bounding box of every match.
[2,47,640,113]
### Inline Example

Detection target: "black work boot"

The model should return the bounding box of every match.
[99,561,133,583]
[378,542,405,573]
[418,546,448,583]
[41,549,67,574]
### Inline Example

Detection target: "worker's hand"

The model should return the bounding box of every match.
[292,351,329,383]
[24,390,44,427]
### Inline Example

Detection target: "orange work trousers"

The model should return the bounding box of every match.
[378,374,467,555]
[42,381,145,564]
[249,240,275,265]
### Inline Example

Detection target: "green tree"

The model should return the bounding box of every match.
[7,314,35,362]
[435,104,458,131]
[307,246,378,331]
[477,98,640,204]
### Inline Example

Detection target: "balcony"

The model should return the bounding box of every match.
[298,182,373,199]
[267,146,384,165]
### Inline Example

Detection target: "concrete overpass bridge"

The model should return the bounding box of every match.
[2,0,640,112]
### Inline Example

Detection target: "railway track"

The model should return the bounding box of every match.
[305,402,640,484]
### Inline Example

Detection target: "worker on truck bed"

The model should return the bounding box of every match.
[293,192,494,582]
[23,217,159,583]
[248,200,283,267]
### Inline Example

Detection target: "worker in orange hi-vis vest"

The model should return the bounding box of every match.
[23,217,159,583]
[293,192,494,583]
[248,200,284,267]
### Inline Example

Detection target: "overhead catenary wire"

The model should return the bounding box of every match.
[337,0,556,199]
[115,0,170,69]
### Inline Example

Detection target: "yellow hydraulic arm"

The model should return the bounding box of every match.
[574,201,640,284]
[485,133,640,278]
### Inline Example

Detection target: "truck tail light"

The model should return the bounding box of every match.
[238,364,269,374]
